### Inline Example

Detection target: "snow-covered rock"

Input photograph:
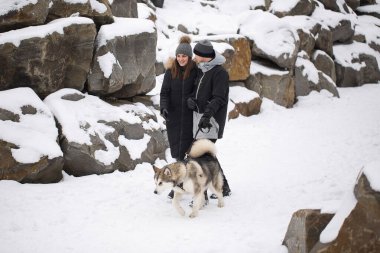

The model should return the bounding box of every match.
[0,88,63,183]
[87,17,157,98]
[0,17,96,98]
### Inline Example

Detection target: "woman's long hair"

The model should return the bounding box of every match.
[171,58,196,80]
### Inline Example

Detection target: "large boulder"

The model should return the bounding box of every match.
[311,4,355,43]
[48,0,114,25]
[310,162,380,252]
[0,88,63,183]
[198,35,251,81]
[87,18,157,98]
[239,10,300,69]
[355,15,380,54]
[282,209,334,253]
[245,60,295,108]
[228,85,262,120]
[334,42,380,87]
[0,17,96,98]
[295,53,339,98]
[269,0,316,17]
[110,0,138,18]
[0,0,49,33]
[283,162,380,253]
[311,50,336,83]
[44,89,166,176]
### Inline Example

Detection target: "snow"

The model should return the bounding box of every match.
[239,10,299,58]
[320,190,358,243]
[96,17,156,47]
[363,161,380,191]
[0,17,94,47]
[0,0,37,16]
[97,52,120,78]
[1,84,380,253]
[137,3,154,19]
[250,60,289,76]
[333,41,380,70]
[0,88,63,163]
[45,88,134,145]
[269,0,300,12]
[119,134,151,160]
[229,86,259,104]
[296,55,320,84]
[357,3,380,14]
[1,0,380,252]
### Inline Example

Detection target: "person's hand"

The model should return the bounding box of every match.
[187,97,197,110]
[198,115,212,129]
[160,108,168,120]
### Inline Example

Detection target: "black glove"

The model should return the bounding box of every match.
[160,108,168,120]
[198,115,212,129]
[187,97,197,110]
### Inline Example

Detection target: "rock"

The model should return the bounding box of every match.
[295,53,339,98]
[246,60,295,108]
[282,209,334,253]
[270,0,316,17]
[311,5,355,44]
[87,18,157,98]
[334,42,380,87]
[48,0,114,26]
[345,0,360,10]
[0,0,49,33]
[44,89,167,176]
[318,0,351,13]
[315,26,334,57]
[0,88,63,183]
[312,50,336,83]
[355,15,380,54]
[310,164,380,253]
[137,3,157,22]
[228,85,262,120]
[201,35,251,81]
[0,17,96,98]
[110,0,138,18]
[357,4,380,19]
[239,10,300,69]
[150,0,164,8]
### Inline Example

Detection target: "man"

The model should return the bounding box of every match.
[187,40,232,198]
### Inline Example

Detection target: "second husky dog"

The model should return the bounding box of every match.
[153,139,224,218]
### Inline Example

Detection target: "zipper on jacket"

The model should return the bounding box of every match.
[195,73,205,113]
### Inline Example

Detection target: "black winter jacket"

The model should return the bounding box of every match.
[193,65,229,139]
[160,67,198,159]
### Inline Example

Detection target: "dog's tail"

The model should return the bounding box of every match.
[188,139,217,158]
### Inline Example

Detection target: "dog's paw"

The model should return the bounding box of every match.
[217,201,224,208]
[189,212,198,218]
[177,208,185,216]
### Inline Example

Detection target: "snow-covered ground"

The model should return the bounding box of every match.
[1,83,380,253]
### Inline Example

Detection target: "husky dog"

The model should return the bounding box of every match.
[153,139,224,218]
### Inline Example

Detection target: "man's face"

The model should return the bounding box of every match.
[194,54,211,63]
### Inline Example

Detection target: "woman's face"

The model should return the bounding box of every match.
[176,54,189,67]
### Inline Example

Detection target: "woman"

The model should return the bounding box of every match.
[160,36,198,161]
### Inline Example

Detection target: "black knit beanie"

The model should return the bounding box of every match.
[193,40,215,58]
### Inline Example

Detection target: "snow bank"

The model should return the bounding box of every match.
[0,0,38,16]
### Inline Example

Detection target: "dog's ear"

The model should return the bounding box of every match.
[153,165,160,174]
[163,167,171,176]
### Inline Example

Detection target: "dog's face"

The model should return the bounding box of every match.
[153,165,174,194]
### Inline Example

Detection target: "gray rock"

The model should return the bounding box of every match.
[0,17,97,98]
[48,0,114,25]
[246,60,295,108]
[110,0,138,18]
[270,0,315,17]
[88,18,157,98]
[0,0,49,33]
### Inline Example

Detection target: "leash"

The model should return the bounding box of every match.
[184,127,202,160]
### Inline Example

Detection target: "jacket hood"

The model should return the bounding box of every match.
[198,52,226,73]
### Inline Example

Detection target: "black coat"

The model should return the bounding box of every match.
[193,65,229,139]
[160,67,198,159]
